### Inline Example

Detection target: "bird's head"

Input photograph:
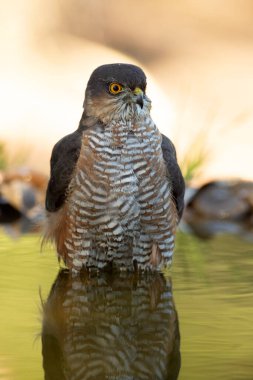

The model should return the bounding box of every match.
[83,63,151,125]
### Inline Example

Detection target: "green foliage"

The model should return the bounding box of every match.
[0,141,8,170]
[181,149,208,182]
[0,141,30,171]
[179,129,209,183]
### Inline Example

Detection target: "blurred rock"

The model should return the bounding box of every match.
[2,168,48,191]
[183,180,253,239]
[0,199,21,224]
[57,0,253,64]
[0,168,47,234]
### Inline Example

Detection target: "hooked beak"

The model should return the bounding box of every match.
[133,87,144,109]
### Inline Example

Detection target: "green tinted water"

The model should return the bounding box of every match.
[0,230,253,379]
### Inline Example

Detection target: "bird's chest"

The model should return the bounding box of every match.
[69,119,167,234]
[80,120,162,186]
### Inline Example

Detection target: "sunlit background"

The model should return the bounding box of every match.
[1,0,253,183]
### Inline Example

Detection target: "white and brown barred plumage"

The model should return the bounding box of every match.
[44,64,185,271]
[42,271,181,380]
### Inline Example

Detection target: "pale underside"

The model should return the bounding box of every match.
[51,109,177,272]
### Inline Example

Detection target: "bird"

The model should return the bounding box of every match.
[44,63,185,272]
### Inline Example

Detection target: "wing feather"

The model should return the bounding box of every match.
[45,128,83,212]
[161,134,185,221]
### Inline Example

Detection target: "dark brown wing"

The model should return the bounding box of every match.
[161,134,185,221]
[45,128,83,212]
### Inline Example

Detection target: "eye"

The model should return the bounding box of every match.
[109,82,123,94]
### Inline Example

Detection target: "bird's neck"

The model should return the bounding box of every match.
[78,109,101,131]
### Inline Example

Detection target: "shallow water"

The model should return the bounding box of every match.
[0,229,253,379]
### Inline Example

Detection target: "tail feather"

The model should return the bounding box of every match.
[41,206,68,263]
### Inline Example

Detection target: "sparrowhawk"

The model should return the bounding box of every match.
[44,63,185,271]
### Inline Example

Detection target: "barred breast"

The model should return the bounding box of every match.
[60,115,177,271]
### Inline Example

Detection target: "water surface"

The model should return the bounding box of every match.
[0,230,253,379]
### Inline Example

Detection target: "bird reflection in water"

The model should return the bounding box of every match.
[42,270,181,380]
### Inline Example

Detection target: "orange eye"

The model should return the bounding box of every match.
[109,82,123,94]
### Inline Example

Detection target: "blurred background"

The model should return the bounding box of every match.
[1,0,253,183]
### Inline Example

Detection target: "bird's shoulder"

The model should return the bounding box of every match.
[51,129,83,164]
[161,134,177,161]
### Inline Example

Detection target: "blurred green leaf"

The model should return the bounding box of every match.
[0,141,8,170]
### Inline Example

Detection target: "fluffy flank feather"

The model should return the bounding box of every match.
[42,206,68,263]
